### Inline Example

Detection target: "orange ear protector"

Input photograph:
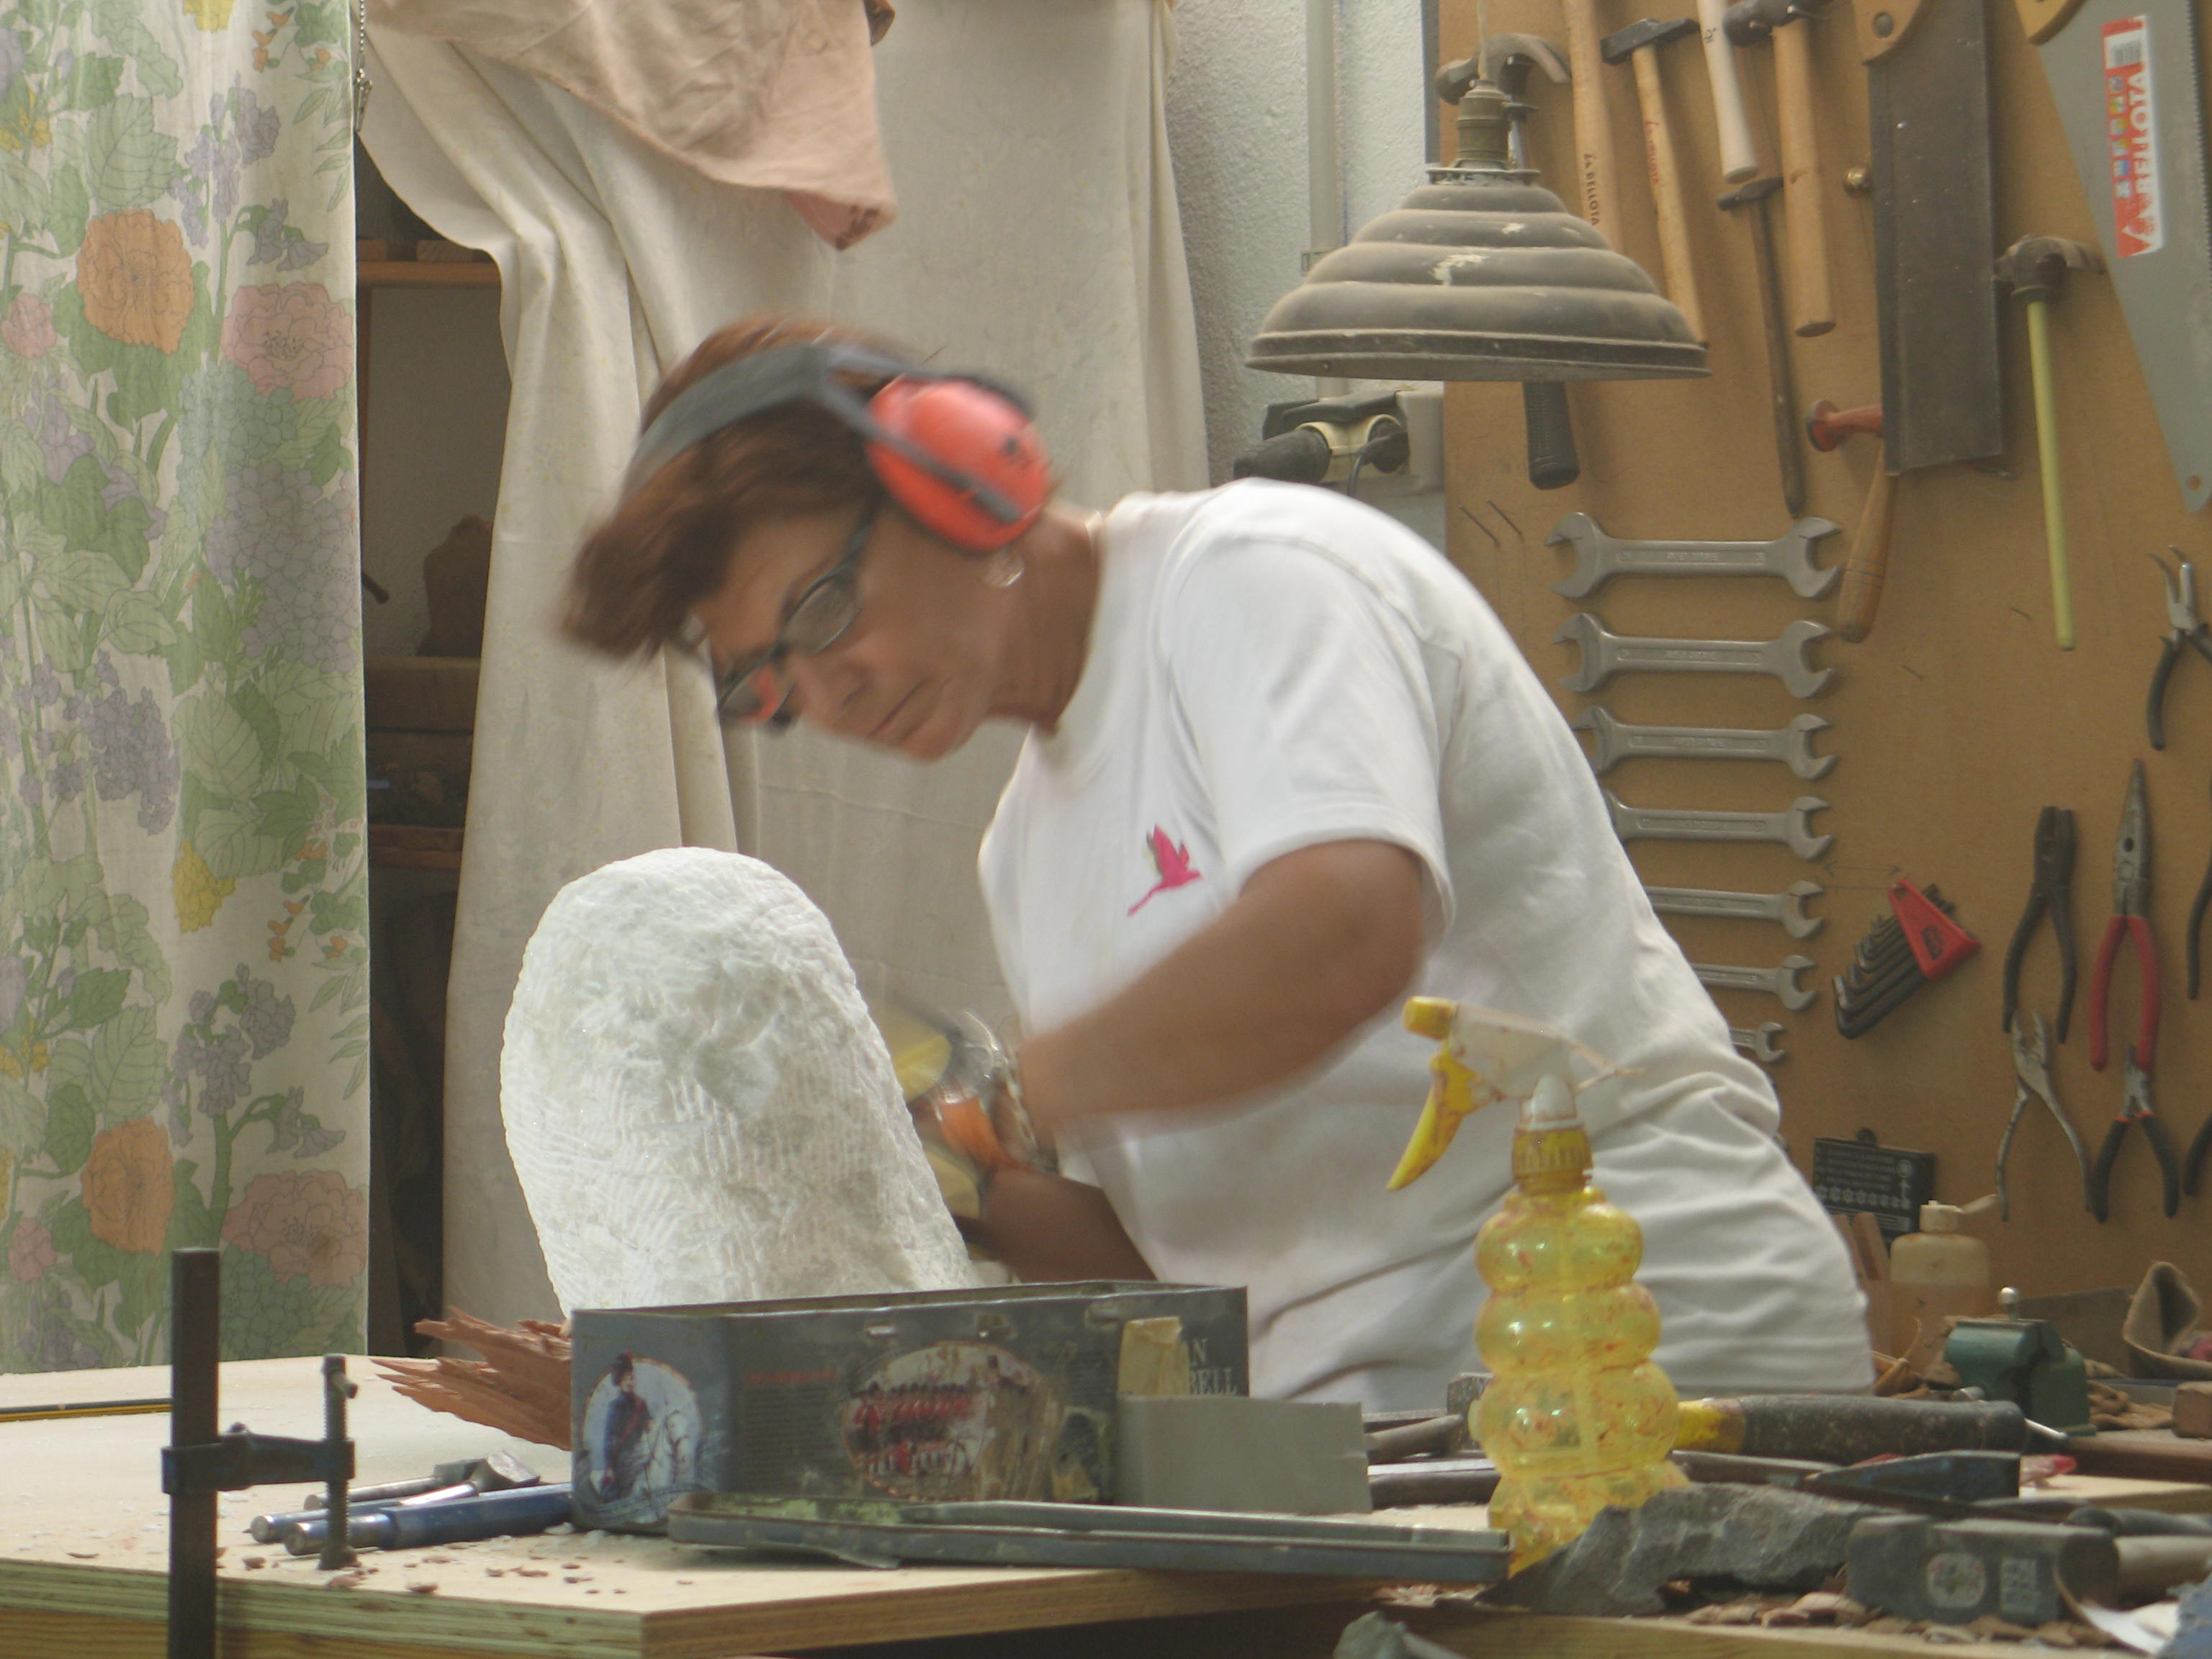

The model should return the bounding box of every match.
[621,342,1052,552]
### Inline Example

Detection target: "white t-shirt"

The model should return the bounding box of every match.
[979,481,1869,1408]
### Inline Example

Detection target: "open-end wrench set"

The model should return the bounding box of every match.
[1496,0,2212,1220]
[1553,510,1840,1067]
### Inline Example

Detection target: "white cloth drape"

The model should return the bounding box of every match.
[361,37,837,1325]
[757,0,1208,1030]
[364,2,1205,1326]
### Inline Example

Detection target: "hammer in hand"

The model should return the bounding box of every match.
[1725,0,1838,336]
[1601,17,1706,342]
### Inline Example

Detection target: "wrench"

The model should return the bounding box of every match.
[1646,881,1825,938]
[1605,789,1833,861]
[1731,1022,1786,1064]
[1554,613,1835,698]
[1547,513,1843,599]
[1573,707,1835,781]
[1696,957,1819,1012]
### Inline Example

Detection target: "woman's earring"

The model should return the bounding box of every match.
[983,548,1026,588]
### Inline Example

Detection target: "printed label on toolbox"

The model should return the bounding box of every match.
[578,1353,702,1528]
[840,1341,1064,1501]
[2103,16,2163,257]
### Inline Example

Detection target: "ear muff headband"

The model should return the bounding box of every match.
[621,343,1049,550]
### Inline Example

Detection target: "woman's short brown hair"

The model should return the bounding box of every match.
[562,315,892,659]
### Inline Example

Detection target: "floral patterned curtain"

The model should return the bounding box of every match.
[0,0,367,1370]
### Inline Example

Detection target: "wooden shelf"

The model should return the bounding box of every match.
[369,824,464,871]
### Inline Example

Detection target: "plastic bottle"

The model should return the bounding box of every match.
[1467,1053,1686,1569]
[1889,1197,1996,1372]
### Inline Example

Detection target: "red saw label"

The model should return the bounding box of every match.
[2102,16,2164,258]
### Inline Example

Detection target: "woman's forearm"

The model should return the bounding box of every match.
[968,1167,1156,1282]
[1019,839,1426,1138]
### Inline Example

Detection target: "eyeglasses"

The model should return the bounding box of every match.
[711,501,878,728]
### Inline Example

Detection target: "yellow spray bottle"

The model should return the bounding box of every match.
[1395,998,1684,1569]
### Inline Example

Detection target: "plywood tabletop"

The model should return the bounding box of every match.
[0,1357,1395,1656]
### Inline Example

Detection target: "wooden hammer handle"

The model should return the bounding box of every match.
[1632,49,1706,341]
[1560,0,1624,238]
[1773,22,1835,336]
[1837,446,1897,643]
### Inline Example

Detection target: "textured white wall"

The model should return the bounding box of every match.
[1166,0,1432,483]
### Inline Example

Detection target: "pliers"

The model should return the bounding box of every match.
[1997,1011,2090,1220]
[2091,1048,2182,1220]
[2087,761,2180,1219]
[2192,770,2212,999]
[2090,760,2161,1074]
[2149,550,2212,750]
[2000,806,2077,1041]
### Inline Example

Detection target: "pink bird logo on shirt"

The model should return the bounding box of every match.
[1128,827,1202,914]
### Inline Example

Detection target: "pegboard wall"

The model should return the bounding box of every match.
[1438,0,2212,1302]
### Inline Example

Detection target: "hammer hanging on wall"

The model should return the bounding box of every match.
[1601,17,1707,343]
[1556,0,1625,238]
[1696,0,1763,181]
[1719,177,1807,520]
[1723,0,1838,336]
[1995,235,2101,650]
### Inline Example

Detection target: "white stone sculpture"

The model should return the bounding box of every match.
[501,848,979,1311]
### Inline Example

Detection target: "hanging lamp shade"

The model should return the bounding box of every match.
[1247,79,1707,382]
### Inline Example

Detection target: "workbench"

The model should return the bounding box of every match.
[6,1358,2211,1658]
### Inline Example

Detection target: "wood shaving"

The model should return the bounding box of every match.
[374,1313,574,1449]
[323,1572,368,1589]
[405,1581,439,1595]
[1683,1600,1763,1626]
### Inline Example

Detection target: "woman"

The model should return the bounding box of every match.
[565,316,1870,1408]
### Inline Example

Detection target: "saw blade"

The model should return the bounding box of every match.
[1869,0,2005,473]
[2038,0,2212,511]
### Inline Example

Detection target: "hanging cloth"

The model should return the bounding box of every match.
[361,32,837,1326]
[367,0,896,247]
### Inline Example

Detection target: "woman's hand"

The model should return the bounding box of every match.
[1017,838,1426,1136]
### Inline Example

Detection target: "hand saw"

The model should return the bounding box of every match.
[1856,0,2005,474]
[2018,0,2212,511]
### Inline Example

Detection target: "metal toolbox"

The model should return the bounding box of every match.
[570,1281,1247,1532]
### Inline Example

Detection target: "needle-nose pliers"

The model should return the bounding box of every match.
[2149,551,2212,750]
[2090,761,2160,1074]
[1997,1011,2090,1220]
[2088,761,2180,1218]
[2001,806,2077,1040]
